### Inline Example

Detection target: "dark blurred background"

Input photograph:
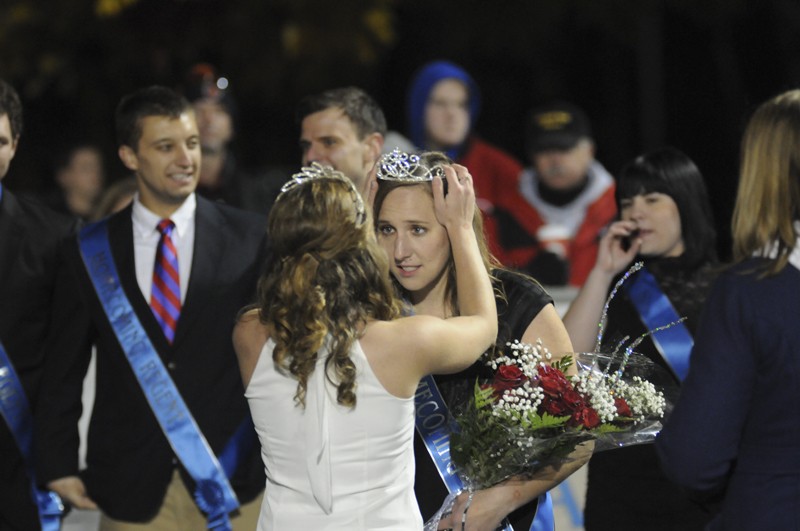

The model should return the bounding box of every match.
[3,0,800,258]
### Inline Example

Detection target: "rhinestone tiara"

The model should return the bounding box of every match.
[375,148,445,182]
[278,162,366,225]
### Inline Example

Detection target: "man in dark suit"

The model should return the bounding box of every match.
[35,86,268,529]
[0,78,76,530]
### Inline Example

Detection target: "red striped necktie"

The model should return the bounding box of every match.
[151,219,181,343]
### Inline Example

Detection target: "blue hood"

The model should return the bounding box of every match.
[406,61,481,159]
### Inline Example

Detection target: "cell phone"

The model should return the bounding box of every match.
[621,229,640,251]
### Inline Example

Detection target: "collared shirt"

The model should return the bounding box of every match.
[756,219,800,272]
[132,193,196,303]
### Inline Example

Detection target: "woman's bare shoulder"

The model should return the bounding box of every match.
[234,310,270,358]
[363,315,441,346]
[360,318,426,398]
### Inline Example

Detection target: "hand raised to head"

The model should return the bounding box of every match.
[433,164,476,232]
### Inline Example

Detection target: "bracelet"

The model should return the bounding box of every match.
[461,491,475,531]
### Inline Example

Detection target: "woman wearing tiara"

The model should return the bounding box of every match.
[372,150,586,531]
[234,163,498,530]
[562,147,718,530]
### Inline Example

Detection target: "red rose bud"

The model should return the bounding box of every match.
[542,396,570,416]
[538,365,570,397]
[570,406,601,429]
[614,397,632,417]
[494,364,526,395]
[562,389,584,411]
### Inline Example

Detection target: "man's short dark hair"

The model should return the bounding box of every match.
[0,79,23,140]
[115,86,192,149]
[296,87,387,139]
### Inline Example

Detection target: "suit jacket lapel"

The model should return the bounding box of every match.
[172,197,224,348]
[106,205,171,353]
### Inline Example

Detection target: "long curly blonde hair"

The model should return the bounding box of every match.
[258,175,402,408]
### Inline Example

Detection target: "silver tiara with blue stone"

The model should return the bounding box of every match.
[278,162,366,225]
[376,148,445,182]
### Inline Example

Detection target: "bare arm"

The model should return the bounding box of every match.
[439,303,588,529]
[562,221,641,353]
[438,442,593,531]
[522,303,575,372]
[232,309,269,389]
[415,164,497,375]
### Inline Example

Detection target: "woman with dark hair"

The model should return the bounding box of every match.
[563,147,718,530]
[234,163,497,529]
[657,89,800,530]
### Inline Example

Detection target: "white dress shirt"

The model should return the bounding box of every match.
[132,193,196,304]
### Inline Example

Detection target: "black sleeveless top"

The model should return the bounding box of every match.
[414,269,554,529]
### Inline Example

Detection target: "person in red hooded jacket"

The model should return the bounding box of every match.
[406,61,528,267]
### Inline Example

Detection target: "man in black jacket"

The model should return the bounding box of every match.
[0,78,77,531]
[36,86,268,529]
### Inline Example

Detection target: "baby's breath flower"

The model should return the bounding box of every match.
[454,337,667,490]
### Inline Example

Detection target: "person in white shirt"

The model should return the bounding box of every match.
[36,85,269,530]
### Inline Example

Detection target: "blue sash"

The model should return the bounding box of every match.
[415,376,465,494]
[0,340,64,531]
[415,376,554,531]
[623,266,693,381]
[78,220,240,530]
[529,491,554,531]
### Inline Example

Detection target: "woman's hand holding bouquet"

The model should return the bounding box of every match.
[427,338,670,531]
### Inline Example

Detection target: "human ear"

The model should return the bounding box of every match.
[8,136,18,161]
[362,132,384,169]
[118,145,138,172]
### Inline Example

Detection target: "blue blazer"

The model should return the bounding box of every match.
[656,258,800,530]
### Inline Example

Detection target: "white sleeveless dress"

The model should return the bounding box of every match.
[245,337,422,530]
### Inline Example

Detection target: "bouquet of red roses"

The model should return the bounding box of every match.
[449,339,667,488]
[424,264,680,531]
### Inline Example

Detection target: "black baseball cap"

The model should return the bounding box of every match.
[526,101,592,153]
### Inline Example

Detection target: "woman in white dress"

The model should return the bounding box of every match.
[233,163,497,530]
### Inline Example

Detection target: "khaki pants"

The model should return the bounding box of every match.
[99,470,262,531]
